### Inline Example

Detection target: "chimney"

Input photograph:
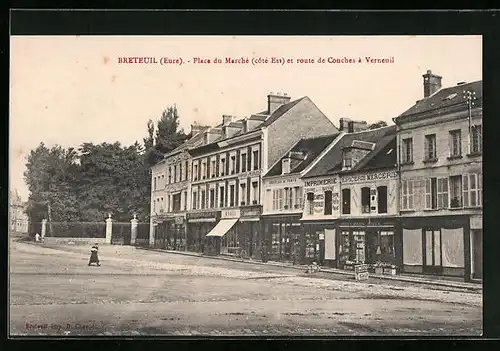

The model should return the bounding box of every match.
[267,92,291,114]
[222,115,233,125]
[339,118,368,133]
[422,69,442,98]
[339,118,351,132]
[190,123,210,136]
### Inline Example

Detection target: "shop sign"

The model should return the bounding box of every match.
[241,206,261,218]
[354,264,369,281]
[239,170,261,180]
[267,177,298,185]
[341,170,398,184]
[186,210,218,221]
[221,209,241,219]
[304,177,338,188]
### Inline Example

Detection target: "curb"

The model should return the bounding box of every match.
[135,247,481,291]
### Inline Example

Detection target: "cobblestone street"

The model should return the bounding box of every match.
[10,241,482,336]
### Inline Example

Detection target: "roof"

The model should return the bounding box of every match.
[341,133,397,174]
[303,125,397,178]
[264,133,340,177]
[260,97,307,127]
[398,80,482,119]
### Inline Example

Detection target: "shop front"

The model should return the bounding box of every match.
[238,205,262,259]
[186,210,220,254]
[469,214,482,281]
[301,221,336,266]
[336,217,400,270]
[401,215,470,279]
[165,214,187,251]
[263,214,303,263]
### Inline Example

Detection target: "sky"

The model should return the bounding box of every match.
[10,35,482,201]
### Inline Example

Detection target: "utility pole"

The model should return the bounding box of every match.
[463,89,477,153]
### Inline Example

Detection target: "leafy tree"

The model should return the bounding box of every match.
[368,120,389,130]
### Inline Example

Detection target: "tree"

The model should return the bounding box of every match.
[368,120,388,130]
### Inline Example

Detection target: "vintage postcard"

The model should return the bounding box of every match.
[9,34,482,337]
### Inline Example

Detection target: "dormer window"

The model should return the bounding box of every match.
[282,158,291,174]
[343,156,352,170]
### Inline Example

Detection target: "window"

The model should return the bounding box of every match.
[342,189,351,214]
[230,155,236,174]
[282,159,291,174]
[307,192,314,215]
[324,191,333,215]
[200,190,206,209]
[241,153,247,173]
[449,175,462,208]
[288,187,293,209]
[294,186,303,209]
[471,125,482,154]
[449,130,462,157]
[192,191,198,210]
[153,177,157,191]
[377,186,388,213]
[252,181,259,204]
[211,159,216,178]
[272,189,280,210]
[229,184,235,207]
[179,164,182,182]
[437,178,449,209]
[253,150,259,170]
[425,178,438,210]
[402,138,413,163]
[463,173,482,207]
[361,187,371,213]
[219,186,225,208]
[201,162,206,179]
[193,164,198,181]
[425,134,437,161]
[343,155,352,169]
[220,157,226,176]
[209,188,215,208]
[401,179,414,210]
[240,182,246,205]
[183,191,187,211]
[173,165,177,183]
[172,193,181,212]
[185,161,189,180]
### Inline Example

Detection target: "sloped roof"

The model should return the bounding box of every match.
[303,125,397,178]
[398,80,482,118]
[260,97,307,127]
[341,133,397,174]
[264,133,340,177]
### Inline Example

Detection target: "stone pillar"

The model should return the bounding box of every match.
[149,219,156,247]
[105,214,113,244]
[130,214,138,245]
[41,219,47,239]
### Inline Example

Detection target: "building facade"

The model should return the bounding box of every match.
[394,71,482,281]
[261,133,344,263]
[184,93,339,258]
[300,125,398,268]
[10,189,29,234]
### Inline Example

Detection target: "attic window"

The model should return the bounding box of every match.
[442,93,458,101]
[282,158,291,175]
[386,148,394,155]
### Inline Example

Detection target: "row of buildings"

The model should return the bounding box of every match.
[149,70,482,281]
[9,189,29,234]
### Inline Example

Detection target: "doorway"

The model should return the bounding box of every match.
[472,229,483,279]
[423,230,443,274]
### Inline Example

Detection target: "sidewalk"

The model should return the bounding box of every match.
[137,246,482,292]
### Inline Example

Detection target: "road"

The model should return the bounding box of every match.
[9,241,482,336]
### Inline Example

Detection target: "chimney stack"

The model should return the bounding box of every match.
[422,69,442,98]
[267,92,291,114]
[339,118,368,133]
[222,115,233,125]
[190,123,210,136]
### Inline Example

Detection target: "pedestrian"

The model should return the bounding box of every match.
[88,242,101,266]
[35,233,40,243]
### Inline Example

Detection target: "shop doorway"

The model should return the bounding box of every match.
[423,230,443,274]
[365,229,378,263]
[472,229,483,280]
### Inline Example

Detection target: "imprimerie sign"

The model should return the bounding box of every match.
[341,170,397,184]
[304,177,337,187]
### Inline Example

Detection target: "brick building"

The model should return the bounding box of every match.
[183,93,339,257]
[394,70,482,281]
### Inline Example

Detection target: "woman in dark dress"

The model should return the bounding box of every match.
[88,243,100,266]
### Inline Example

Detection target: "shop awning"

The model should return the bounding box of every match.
[205,218,238,237]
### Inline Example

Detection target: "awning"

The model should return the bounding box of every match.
[206,218,238,237]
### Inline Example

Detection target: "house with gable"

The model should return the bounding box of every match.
[300,125,398,267]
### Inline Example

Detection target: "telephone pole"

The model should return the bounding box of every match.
[463,89,477,153]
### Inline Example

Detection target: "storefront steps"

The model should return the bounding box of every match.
[135,247,482,292]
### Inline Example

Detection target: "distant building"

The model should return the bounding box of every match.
[9,190,29,234]
[394,70,482,281]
